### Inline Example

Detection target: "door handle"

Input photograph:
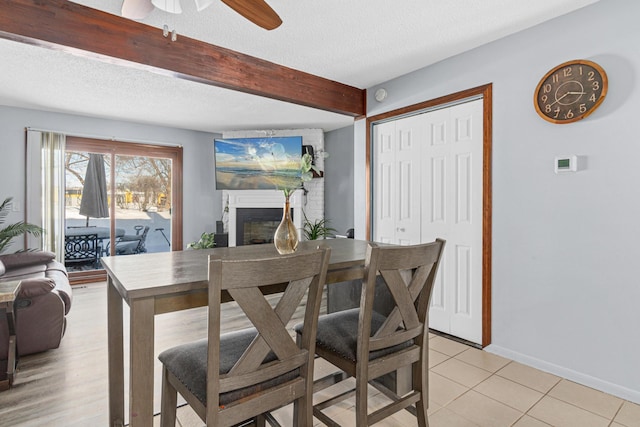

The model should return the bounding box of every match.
[397,227,405,232]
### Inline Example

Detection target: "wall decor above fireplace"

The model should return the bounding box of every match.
[214,136,303,190]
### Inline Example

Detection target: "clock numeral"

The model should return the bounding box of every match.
[543,83,552,93]
[545,104,552,113]
[588,71,595,81]
[589,93,597,102]
[553,107,561,118]
[541,95,548,103]
[552,74,559,83]
[578,66,583,75]
[592,81,600,91]
[565,109,574,119]
[579,104,587,113]
[563,67,573,77]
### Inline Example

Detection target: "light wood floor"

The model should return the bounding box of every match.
[1,282,638,426]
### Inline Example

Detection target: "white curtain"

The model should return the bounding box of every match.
[26,130,66,261]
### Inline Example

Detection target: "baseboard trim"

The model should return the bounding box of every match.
[485,344,640,405]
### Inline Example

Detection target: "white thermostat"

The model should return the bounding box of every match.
[554,155,578,173]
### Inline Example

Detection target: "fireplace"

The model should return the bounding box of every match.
[236,208,293,246]
[226,190,303,247]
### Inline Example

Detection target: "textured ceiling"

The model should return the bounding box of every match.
[0,0,599,133]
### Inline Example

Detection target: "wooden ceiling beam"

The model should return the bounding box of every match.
[0,0,365,117]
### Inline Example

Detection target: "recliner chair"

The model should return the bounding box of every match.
[0,251,73,384]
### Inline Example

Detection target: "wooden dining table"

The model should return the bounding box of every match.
[102,238,371,427]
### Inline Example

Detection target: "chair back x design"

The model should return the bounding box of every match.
[159,246,331,427]
[306,239,445,427]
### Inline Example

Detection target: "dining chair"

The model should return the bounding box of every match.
[296,239,445,426]
[158,246,331,427]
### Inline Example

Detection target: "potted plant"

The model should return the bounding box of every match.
[187,232,216,249]
[0,197,43,253]
[302,212,337,241]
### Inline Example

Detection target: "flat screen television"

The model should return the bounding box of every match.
[214,136,304,190]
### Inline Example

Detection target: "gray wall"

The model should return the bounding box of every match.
[0,106,221,250]
[356,0,640,402]
[324,125,354,235]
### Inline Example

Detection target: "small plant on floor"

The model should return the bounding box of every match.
[187,232,216,249]
[0,197,43,253]
[302,212,337,240]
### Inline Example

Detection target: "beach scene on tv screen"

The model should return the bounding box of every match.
[214,136,303,190]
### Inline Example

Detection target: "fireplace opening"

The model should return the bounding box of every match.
[236,208,293,246]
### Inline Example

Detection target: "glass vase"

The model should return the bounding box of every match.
[274,195,298,254]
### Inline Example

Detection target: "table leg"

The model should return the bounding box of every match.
[0,301,18,391]
[6,302,16,386]
[107,278,125,427]
[129,297,155,426]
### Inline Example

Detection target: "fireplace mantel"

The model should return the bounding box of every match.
[227,190,303,247]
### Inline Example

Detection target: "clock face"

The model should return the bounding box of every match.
[534,60,607,124]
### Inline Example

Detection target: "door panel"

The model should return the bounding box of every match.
[423,99,483,344]
[373,116,423,245]
[373,98,483,344]
[395,116,423,245]
[373,121,396,244]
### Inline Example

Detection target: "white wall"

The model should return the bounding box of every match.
[356,0,640,402]
[0,106,221,250]
[324,125,354,235]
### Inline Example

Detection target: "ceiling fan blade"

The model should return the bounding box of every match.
[221,0,282,30]
[121,0,154,19]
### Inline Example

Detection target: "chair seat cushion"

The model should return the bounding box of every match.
[295,308,413,362]
[115,241,138,255]
[158,327,298,406]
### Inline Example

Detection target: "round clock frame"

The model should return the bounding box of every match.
[534,59,608,124]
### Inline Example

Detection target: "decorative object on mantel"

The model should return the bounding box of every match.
[274,153,316,254]
[121,0,283,30]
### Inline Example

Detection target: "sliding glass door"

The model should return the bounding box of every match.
[64,137,182,282]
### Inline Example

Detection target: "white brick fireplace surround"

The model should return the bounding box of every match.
[226,190,303,247]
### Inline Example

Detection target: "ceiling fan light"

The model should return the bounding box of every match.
[152,0,183,14]
[122,0,155,20]
[194,0,215,12]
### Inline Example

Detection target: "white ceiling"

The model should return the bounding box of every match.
[0,0,598,133]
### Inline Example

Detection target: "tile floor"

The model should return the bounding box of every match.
[158,334,640,427]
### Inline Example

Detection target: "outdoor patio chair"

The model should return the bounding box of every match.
[115,225,149,255]
[64,233,101,268]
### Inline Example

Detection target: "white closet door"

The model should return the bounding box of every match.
[373,116,423,245]
[395,115,424,245]
[373,120,397,244]
[422,99,483,344]
[372,98,483,344]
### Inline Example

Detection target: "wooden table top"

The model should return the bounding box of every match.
[0,280,21,304]
[101,238,371,301]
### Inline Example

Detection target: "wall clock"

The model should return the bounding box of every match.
[534,59,608,124]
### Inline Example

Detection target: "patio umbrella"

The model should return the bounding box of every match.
[79,153,109,227]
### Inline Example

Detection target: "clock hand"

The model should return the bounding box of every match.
[549,92,569,106]
[566,91,586,95]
